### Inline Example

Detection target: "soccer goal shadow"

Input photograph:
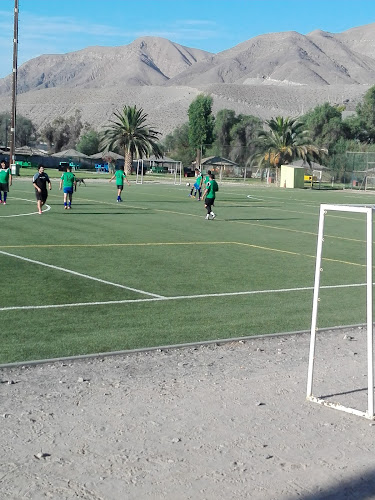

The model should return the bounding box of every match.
[320,386,369,399]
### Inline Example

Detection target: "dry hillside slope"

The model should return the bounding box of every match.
[0,24,373,137]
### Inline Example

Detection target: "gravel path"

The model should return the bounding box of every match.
[1,327,374,499]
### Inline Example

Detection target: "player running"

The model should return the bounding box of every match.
[109,168,130,202]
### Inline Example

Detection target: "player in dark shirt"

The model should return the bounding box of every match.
[32,165,52,215]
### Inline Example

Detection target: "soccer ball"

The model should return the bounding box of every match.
[186,182,190,186]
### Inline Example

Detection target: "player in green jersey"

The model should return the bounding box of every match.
[203,170,211,189]
[189,169,203,200]
[202,173,219,220]
[59,166,77,209]
[109,168,130,202]
[0,160,12,205]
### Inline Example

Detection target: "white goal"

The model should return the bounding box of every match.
[307,204,375,419]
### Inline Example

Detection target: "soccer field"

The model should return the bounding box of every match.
[0,177,372,364]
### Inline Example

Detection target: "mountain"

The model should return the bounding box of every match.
[0,24,374,137]
[0,37,212,94]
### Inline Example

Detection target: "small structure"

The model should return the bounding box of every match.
[199,156,240,181]
[280,164,304,188]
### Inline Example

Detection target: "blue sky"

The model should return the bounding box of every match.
[0,0,374,78]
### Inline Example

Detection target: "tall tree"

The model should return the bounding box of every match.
[355,85,375,142]
[212,109,238,158]
[76,129,100,156]
[41,109,84,152]
[101,105,163,175]
[229,114,262,166]
[302,103,348,150]
[0,112,36,147]
[188,94,214,167]
[163,122,194,167]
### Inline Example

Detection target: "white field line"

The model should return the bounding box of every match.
[0,250,164,299]
[0,198,51,217]
[0,282,367,312]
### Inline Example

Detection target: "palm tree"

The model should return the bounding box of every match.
[254,116,327,184]
[101,105,163,175]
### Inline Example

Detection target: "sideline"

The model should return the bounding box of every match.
[0,323,365,369]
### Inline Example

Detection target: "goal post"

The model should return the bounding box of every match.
[174,161,182,185]
[136,159,144,184]
[307,204,374,419]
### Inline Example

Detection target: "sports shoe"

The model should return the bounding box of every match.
[3,202,6,205]
[0,200,2,204]
[210,211,216,219]
[64,206,68,209]
[39,210,42,215]
[205,214,210,220]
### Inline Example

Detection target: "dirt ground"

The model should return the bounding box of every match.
[1,327,375,500]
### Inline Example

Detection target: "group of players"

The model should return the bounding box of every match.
[189,168,219,220]
[0,162,77,215]
[0,161,219,219]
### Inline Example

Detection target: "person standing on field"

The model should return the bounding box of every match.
[203,169,212,189]
[202,172,219,220]
[0,160,12,205]
[109,168,130,202]
[189,168,203,200]
[59,165,77,209]
[32,164,52,215]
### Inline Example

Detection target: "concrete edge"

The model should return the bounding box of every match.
[0,323,366,370]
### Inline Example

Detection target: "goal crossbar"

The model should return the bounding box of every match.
[306,204,375,419]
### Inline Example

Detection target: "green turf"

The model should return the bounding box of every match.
[0,176,373,363]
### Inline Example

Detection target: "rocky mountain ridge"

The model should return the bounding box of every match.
[0,23,374,137]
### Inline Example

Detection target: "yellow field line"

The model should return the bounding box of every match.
[0,239,366,267]
[233,242,366,267]
[0,241,231,249]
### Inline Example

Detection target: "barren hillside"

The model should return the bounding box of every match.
[0,24,373,138]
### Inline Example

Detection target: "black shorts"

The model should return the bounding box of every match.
[35,189,48,202]
[205,198,215,209]
[0,182,9,192]
[116,185,123,191]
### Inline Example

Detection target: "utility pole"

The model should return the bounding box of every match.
[9,0,18,168]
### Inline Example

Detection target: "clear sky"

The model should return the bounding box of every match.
[0,0,374,78]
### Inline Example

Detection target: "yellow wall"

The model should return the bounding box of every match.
[280,165,305,188]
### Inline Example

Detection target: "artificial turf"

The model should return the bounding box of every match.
[0,174,373,363]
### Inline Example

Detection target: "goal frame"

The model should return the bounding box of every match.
[306,204,375,419]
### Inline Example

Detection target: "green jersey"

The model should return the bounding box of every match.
[61,171,75,188]
[115,170,126,185]
[0,168,10,183]
[204,174,210,186]
[196,173,203,186]
[206,179,219,199]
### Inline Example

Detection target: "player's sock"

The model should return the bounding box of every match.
[64,202,67,207]
[3,192,7,203]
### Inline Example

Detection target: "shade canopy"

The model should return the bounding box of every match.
[15,146,48,156]
[52,149,90,159]
[200,156,239,167]
[89,151,124,160]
